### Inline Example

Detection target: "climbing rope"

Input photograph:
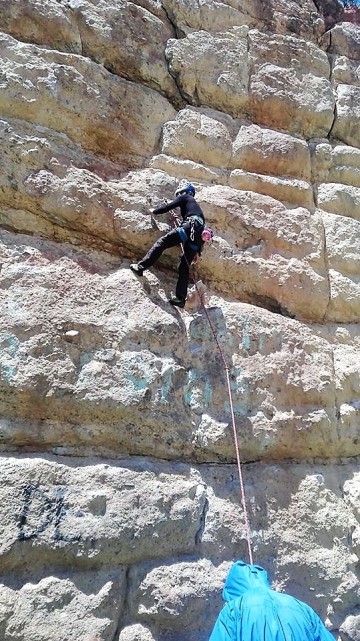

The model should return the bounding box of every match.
[171,214,254,565]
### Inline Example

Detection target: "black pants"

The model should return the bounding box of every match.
[138,228,197,300]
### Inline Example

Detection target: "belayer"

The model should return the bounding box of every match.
[130,182,213,308]
[209,560,334,641]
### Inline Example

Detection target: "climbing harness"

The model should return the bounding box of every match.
[187,214,205,242]
[175,214,213,247]
[170,213,254,564]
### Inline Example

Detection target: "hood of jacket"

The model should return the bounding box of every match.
[222,560,271,602]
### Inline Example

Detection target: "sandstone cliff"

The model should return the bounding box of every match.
[0,1,359,640]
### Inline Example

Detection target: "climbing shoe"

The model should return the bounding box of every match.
[169,296,185,308]
[130,263,144,276]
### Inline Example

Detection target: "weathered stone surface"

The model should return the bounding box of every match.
[161,107,234,169]
[0,133,330,321]
[160,115,314,199]
[314,324,360,433]
[248,30,334,138]
[70,0,177,99]
[0,0,179,101]
[201,463,360,619]
[129,559,227,629]
[166,28,334,138]
[231,124,311,180]
[197,185,328,320]
[311,142,360,188]
[267,0,325,40]
[325,269,360,324]
[344,473,360,516]
[162,0,258,33]
[332,84,360,149]
[161,0,326,41]
[0,455,358,640]
[0,456,208,570]
[0,229,359,464]
[316,183,360,220]
[329,22,360,60]
[0,118,125,243]
[0,573,123,641]
[0,121,179,251]
[0,0,82,52]
[158,110,315,209]
[229,170,313,208]
[332,55,360,87]
[0,34,176,164]
[323,211,360,278]
[150,154,226,185]
[166,26,250,115]
[118,624,155,641]
[340,615,360,641]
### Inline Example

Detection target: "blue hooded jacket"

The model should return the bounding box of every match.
[209,561,335,641]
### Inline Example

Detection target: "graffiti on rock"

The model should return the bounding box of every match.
[18,484,81,543]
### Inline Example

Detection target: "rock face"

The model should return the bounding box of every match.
[0,1,359,640]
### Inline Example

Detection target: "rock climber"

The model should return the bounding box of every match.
[209,560,335,641]
[130,182,213,308]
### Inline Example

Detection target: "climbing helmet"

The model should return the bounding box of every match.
[175,182,196,197]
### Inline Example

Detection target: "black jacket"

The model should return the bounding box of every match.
[153,193,205,252]
[153,193,205,224]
